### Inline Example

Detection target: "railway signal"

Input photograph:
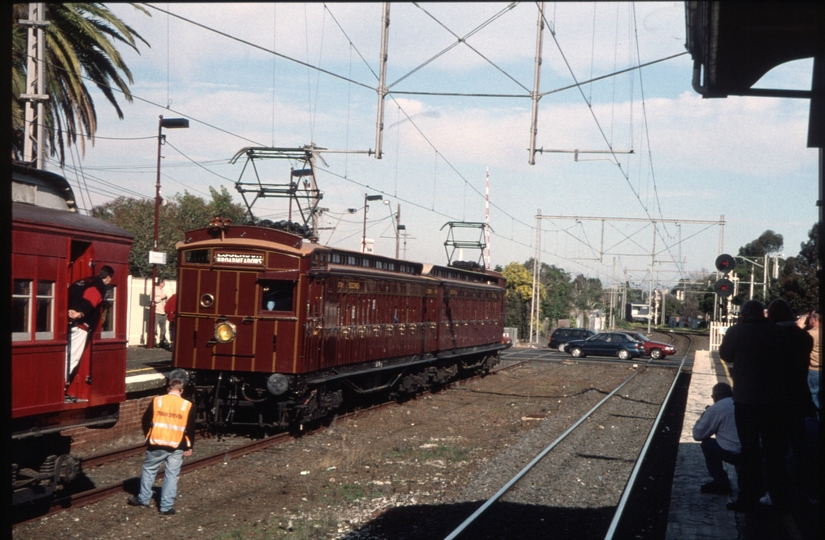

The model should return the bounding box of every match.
[715,253,736,273]
[714,278,734,298]
[714,253,736,299]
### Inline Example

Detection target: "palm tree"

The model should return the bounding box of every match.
[11,3,150,166]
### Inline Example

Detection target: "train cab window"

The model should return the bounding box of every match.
[12,279,31,341]
[261,280,294,312]
[184,249,210,264]
[100,286,116,339]
[35,281,55,340]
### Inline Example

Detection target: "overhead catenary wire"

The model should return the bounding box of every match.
[20,7,688,274]
[24,4,707,283]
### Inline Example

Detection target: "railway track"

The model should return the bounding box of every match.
[444,334,692,539]
[15,348,697,539]
[14,360,520,527]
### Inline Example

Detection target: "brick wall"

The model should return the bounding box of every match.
[62,396,155,454]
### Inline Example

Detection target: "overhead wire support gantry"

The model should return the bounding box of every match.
[229,144,373,240]
[527,212,727,343]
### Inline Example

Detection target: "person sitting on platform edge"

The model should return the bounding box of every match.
[128,378,195,515]
[692,382,741,494]
[66,265,114,401]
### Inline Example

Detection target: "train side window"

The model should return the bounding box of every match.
[100,286,116,339]
[12,279,32,341]
[261,280,294,312]
[35,281,55,340]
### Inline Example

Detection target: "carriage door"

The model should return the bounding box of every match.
[67,241,95,389]
[303,280,324,371]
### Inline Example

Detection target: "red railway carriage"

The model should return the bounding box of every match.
[11,164,133,504]
[172,219,507,430]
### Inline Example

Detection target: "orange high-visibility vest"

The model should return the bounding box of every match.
[147,393,192,449]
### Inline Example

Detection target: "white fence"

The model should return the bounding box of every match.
[126,276,176,346]
[709,321,733,352]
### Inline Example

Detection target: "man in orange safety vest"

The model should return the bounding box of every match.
[127,379,195,515]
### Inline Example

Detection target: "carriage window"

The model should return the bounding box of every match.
[261,280,294,312]
[184,249,210,264]
[12,279,31,341]
[100,286,115,339]
[35,281,54,340]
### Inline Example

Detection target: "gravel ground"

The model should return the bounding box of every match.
[13,358,683,540]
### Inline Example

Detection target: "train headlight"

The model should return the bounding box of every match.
[214,321,236,343]
[266,373,289,396]
[200,293,214,308]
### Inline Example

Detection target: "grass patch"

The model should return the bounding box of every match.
[337,482,367,502]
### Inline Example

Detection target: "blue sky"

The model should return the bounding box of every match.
[55,3,818,291]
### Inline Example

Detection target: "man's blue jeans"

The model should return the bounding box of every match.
[136,448,184,511]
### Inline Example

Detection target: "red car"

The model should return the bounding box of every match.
[620,332,676,359]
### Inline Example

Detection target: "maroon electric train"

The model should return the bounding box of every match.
[11,164,133,504]
[171,218,508,431]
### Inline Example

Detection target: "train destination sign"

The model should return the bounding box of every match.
[215,253,264,265]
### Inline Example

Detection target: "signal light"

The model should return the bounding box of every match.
[715,254,736,273]
[714,278,734,298]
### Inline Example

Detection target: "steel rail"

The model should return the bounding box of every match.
[443,363,647,540]
[80,443,147,468]
[604,333,692,539]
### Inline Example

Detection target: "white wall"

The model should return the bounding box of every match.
[126,276,177,346]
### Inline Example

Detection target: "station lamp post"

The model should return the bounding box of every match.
[148,115,189,349]
[362,194,383,253]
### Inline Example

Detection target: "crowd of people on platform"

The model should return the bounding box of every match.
[692,299,819,538]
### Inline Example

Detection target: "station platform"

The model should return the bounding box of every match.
[666,350,820,539]
[125,346,173,394]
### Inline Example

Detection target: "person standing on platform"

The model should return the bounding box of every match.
[164,293,177,350]
[767,299,816,504]
[154,278,169,347]
[693,382,741,494]
[128,379,195,515]
[805,309,820,414]
[719,299,790,514]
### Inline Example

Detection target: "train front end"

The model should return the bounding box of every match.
[173,221,331,430]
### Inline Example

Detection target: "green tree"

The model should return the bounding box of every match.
[779,223,819,313]
[738,230,784,258]
[173,187,248,235]
[571,274,603,329]
[501,262,544,339]
[12,3,149,165]
[538,263,572,325]
[732,230,784,302]
[91,188,247,279]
